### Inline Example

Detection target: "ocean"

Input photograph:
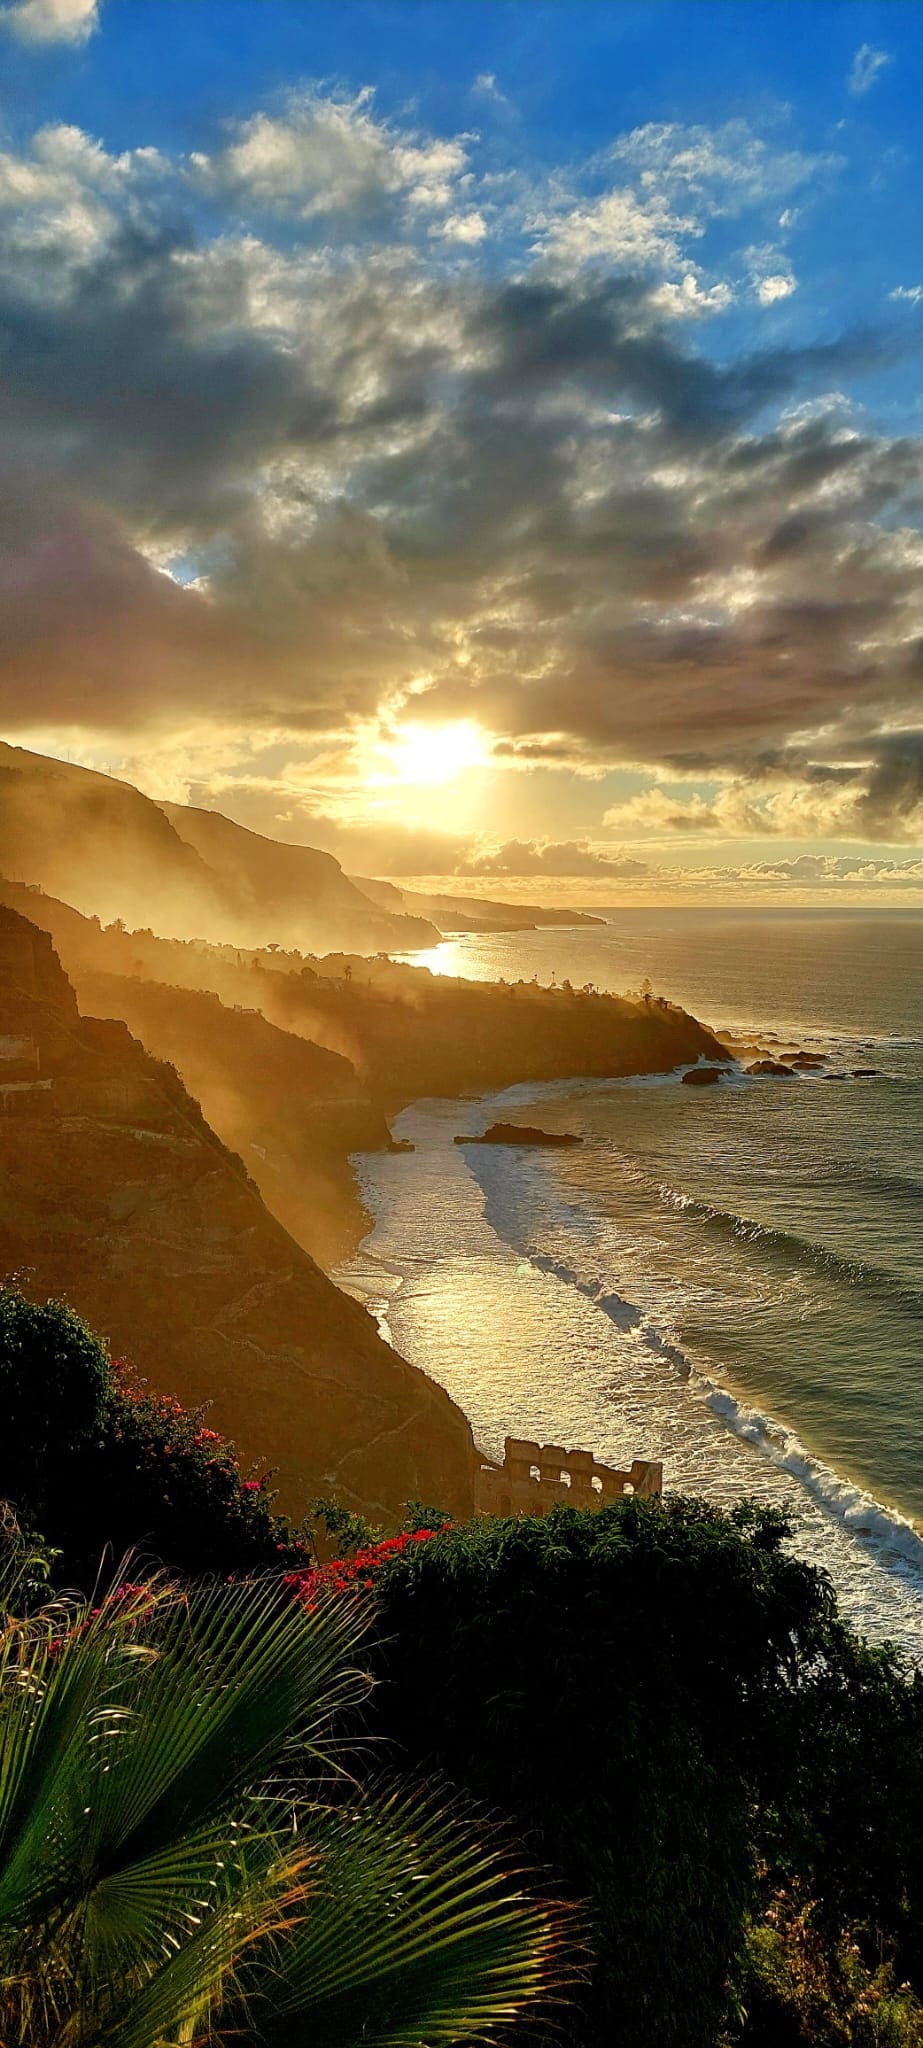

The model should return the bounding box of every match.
[337,909,923,1657]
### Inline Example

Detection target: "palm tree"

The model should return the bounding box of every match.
[0,1526,565,2047]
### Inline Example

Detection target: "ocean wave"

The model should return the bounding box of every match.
[701,1384,923,1585]
[652,1181,923,1312]
[518,1246,923,1589]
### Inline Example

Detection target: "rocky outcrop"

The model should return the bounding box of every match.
[0,906,477,1523]
[681,1065,724,1086]
[249,955,728,1104]
[456,1123,582,1147]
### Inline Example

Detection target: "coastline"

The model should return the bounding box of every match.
[335,1076,923,1662]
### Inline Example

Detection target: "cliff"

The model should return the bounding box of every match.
[0,875,724,1110]
[76,968,391,1265]
[240,952,727,1104]
[0,881,726,1265]
[0,906,477,1522]
[0,744,438,955]
[160,800,440,952]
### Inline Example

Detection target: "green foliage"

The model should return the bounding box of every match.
[760,1623,923,1995]
[307,1497,452,1562]
[366,1496,875,2048]
[0,1502,59,1615]
[309,1494,381,1559]
[0,1529,563,2047]
[0,1289,308,1584]
[733,1894,923,2047]
[0,1288,111,1507]
[401,1498,453,1534]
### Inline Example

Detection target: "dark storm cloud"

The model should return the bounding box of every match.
[0,115,922,843]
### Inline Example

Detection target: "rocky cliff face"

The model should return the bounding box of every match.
[0,906,477,1523]
[76,969,392,1265]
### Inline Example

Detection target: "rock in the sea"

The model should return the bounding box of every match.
[746,1059,797,1078]
[681,1065,724,1086]
[456,1121,583,1147]
[788,1051,826,1068]
[852,1068,882,1078]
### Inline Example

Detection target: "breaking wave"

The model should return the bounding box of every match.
[506,1241,923,1590]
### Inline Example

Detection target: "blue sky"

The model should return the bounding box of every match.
[1,0,922,900]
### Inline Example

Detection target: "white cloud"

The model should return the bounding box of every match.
[532,184,697,271]
[1,0,99,43]
[744,243,797,305]
[435,209,488,245]
[0,122,141,265]
[848,44,892,96]
[756,272,797,305]
[890,284,923,305]
[199,88,471,224]
[649,272,732,317]
[472,72,509,107]
[611,119,836,216]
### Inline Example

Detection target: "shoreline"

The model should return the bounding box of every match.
[336,1079,923,1660]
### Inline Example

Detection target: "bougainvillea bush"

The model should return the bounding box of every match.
[0,1288,309,1586]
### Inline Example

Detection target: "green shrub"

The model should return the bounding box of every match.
[0,1289,111,1511]
[367,1497,837,2048]
[733,1893,923,2047]
[0,1289,308,1583]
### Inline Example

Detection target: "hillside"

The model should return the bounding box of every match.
[0,743,438,954]
[0,878,725,1110]
[353,877,606,933]
[77,967,391,1265]
[238,950,728,1103]
[160,800,439,951]
[0,904,477,1522]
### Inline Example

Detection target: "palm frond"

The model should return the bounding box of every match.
[241,1782,570,2047]
[0,1569,570,2048]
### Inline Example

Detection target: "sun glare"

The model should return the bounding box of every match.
[383,720,489,787]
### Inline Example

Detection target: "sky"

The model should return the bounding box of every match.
[1,0,922,904]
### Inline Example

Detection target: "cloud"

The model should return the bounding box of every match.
[195,88,471,225]
[890,284,923,305]
[848,44,891,96]
[436,210,488,245]
[1,0,98,42]
[603,734,923,845]
[0,97,918,873]
[472,72,509,108]
[649,274,733,317]
[531,185,697,271]
[462,838,651,877]
[756,272,797,305]
[610,119,838,215]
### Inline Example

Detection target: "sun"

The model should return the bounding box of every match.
[382,720,489,787]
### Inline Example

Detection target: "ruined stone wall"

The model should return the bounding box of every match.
[475,1435,663,1518]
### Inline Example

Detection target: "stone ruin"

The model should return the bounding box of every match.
[474,1435,663,1518]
